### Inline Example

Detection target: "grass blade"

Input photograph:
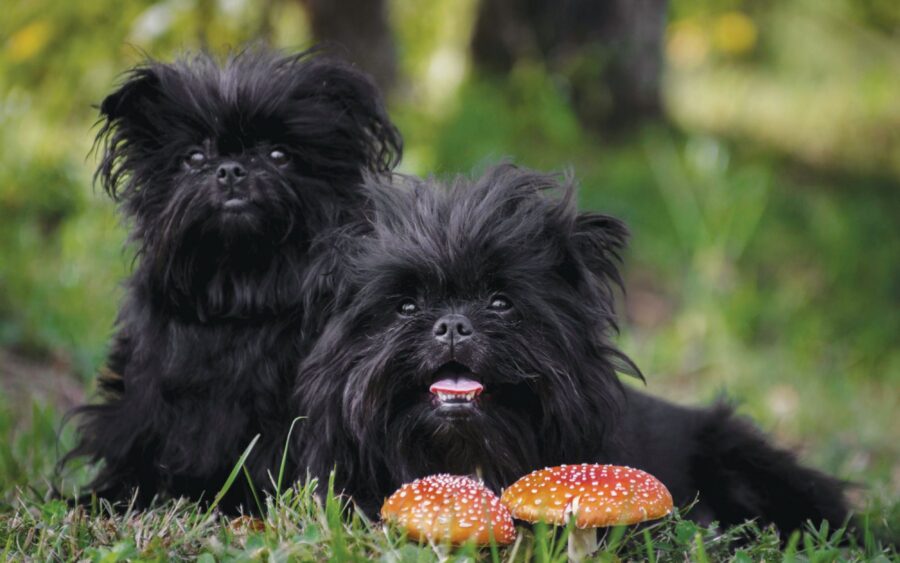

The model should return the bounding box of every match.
[242,464,263,515]
[643,529,656,563]
[694,531,709,563]
[276,416,305,496]
[324,471,350,562]
[207,433,260,514]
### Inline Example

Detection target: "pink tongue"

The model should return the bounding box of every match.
[430,378,484,396]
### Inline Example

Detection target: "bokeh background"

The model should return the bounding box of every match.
[1,0,897,519]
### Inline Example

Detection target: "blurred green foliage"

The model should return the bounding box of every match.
[0,0,898,508]
[0,96,126,374]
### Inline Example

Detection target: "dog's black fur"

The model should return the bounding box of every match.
[294,164,849,534]
[63,48,401,513]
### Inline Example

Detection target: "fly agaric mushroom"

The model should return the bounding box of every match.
[501,464,673,561]
[381,474,516,546]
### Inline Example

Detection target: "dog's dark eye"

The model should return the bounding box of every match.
[398,299,419,316]
[269,149,289,165]
[185,150,206,168]
[488,295,512,311]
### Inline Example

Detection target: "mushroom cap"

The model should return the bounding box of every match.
[500,464,673,528]
[381,474,516,545]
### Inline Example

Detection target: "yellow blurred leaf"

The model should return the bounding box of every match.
[6,20,53,62]
[714,12,757,56]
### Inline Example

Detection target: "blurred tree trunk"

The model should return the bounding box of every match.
[300,0,397,93]
[471,0,669,131]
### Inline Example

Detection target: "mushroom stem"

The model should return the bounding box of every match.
[567,528,598,562]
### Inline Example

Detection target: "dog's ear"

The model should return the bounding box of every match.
[99,67,161,122]
[94,66,164,200]
[295,58,402,174]
[560,211,628,293]
[563,211,644,380]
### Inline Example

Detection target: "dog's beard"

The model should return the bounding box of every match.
[136,169,327,318]
[381,383,543,491]
[340,325,621,495]
[151,173,301,254]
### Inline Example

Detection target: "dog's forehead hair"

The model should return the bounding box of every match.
[150,58,302,147]
[130,50,383,160]
[364,165,576,293]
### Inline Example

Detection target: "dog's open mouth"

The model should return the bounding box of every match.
[429,361,483,406]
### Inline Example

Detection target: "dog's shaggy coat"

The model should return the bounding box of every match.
[64,49,401,512]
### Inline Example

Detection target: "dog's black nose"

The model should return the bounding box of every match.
[216,161,247,185]
[433,314,474,345]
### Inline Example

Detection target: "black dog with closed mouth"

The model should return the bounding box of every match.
[63,48,401,513]
[293,164,849,534]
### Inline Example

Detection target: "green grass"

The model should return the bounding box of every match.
[0,395,896,561]
[1,474,895,561]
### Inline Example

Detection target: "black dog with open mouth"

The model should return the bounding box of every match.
[63,48,401,512]
[294,164,849,533]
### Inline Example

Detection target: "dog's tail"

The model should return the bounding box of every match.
[690,403,853,537]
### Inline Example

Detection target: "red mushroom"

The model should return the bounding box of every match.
[381,474,516,547]
[501,464,673,560]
